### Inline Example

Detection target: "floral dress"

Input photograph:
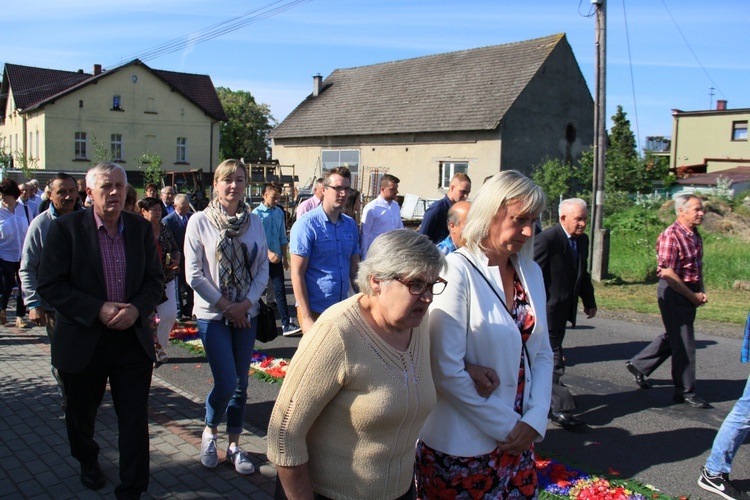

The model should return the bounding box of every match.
[416,271,538,499]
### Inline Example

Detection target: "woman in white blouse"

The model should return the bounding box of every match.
[417,170,553,499]
[0,178,30,327]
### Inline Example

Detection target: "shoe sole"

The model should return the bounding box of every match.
[698,477,737,500]
[283,329,302,336]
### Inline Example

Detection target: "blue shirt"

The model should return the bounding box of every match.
[419,196,452,244]
[436,235,458,255]
[254,203,288,256]
[290,205,360,313]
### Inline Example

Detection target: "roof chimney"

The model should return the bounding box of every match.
[93,64,102,76]
[312,74,322,97]
[716,100,727,111]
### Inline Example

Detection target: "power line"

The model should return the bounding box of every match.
[659,0,726,100]
[621,0,640,151]
[105,0,313,67]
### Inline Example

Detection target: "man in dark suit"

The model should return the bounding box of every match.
[534,198,597,429]
[38,163,163,498]
[163,193,193,317]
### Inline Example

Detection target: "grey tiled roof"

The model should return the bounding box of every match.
[1,60,226,121]
[271,33,566,139]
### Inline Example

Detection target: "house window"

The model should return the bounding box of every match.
[321,149,360,189]
[176,137,187,162]
[74,132,87,159]
[112,95,123,111]
[439,161,469,189]
[146,97,156,113]
[35,131,39,159]
[29,132,33,158]
[111,134,123,160]
[732,121,748,141]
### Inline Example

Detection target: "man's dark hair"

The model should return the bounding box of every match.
[380,174,400,188]
[323,167,351,184]
[46,172,76,188]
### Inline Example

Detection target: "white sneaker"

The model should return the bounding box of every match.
[200,434,219,468]
[226,447,255,475]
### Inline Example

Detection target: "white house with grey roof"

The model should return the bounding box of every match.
[270,33,593,200]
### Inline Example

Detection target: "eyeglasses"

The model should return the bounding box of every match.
[325,185,351,194]
[394,277,448,296]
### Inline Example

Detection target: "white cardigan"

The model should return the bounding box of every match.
[420,247,553,457]
[184,210,269,321]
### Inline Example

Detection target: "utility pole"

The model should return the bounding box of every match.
[590,0,609,281]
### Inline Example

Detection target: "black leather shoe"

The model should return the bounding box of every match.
[81,462,106,490]
[674,394,712,409]
[626,362,651,389]
[550,412,585,429]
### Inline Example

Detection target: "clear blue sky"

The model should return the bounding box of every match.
[3,0,748,150]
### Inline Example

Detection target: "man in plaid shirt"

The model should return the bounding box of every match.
[626,194,710,408]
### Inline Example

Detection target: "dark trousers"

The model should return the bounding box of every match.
[549,325,576,413]
[269,262,291,327]
[178,267,194,317]
[0,258,25,318]
[629,279,698,396]
[59,328,154,498]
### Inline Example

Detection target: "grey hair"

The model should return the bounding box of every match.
[674,193,700,215]
[462,170,546,260]
[357,229,445,295]
[558,198,587,218]
[174,193,189,204]
[86,162,127,189]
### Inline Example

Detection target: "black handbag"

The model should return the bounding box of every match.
[255,299,279,343]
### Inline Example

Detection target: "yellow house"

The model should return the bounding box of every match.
[0,59,227,176]
[671,101,750,174]
[270,34,593,201]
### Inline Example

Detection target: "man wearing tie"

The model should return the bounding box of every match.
[19,182,38,223]
[534,198,597,429]
[163,194,193,317]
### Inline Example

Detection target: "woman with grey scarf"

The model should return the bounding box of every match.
[184,159,269,475]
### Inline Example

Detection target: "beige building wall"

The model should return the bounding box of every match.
[2,68,220,174]
[273,136,501,200]
[671,110,750,172]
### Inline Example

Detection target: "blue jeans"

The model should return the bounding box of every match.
[269,262,291,327]
[198,316,257,435]
[705,370,750,474]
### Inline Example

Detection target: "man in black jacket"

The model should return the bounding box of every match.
[38,163,163,498]
[534,198,597,429]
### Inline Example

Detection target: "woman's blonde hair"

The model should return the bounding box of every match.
[212,159,247,197]
[462,170,546,259]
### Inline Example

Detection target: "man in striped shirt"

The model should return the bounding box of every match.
[626,194,709,408]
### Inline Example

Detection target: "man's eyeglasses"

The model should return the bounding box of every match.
[394,277,448,296]
[325,185,351,194]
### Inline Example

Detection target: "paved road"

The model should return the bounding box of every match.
[156,294,750,499]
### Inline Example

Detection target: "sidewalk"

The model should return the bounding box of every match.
[0,322,277,499]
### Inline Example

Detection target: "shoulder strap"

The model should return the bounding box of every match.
[457,251,508,313]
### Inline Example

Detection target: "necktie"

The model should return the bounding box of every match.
[23,203,30,224]
[570,238,579,265]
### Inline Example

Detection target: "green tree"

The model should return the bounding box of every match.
[532,156,591,225]
[608,105,637,162]
[217,87,276,161]
[135,152,164,186]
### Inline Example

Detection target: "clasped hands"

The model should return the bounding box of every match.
[99,302,139,330]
